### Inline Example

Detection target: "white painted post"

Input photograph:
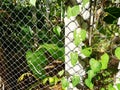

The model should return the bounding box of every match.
[64,1,91,89]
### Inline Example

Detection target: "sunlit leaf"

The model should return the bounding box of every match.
[81,47,92,57]
[71,75,80,87]
[83,0,89,7]
[17,72,33,82]
[70,52,78,66]
[89,58,102,73]
[58,70,64,77]
[85,78,93,89]
[107,84,116,90]
[87,70,96,81]
[71,5,80,16]
[67,6,72,18]
[73,29,86,46]
[30,0,36,6]
[100,53,109,70]
[49,77,55,85]
[116,83,120,90]
[54,76,59,85]
[67,5,80,18]
[42,77,49,85]
[53,26,61,36]
[115,47,120,60]
[61,77,69,89]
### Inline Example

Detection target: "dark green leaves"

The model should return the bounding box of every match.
[67,5,80,18]
[115,47,120,60]
[73,29,86,46]
[70,52,78,66]
[71,75,80,87]
[100,53,109,70]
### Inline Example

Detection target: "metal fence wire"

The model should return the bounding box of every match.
[0,0,64,90]
[0,0,120,90]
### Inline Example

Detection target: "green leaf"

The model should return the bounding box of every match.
[61,77,69,89]
[49,77,55,85]
[42,77,49,85]
[26,50,47,79]
[100,53,109,70]
[67,5,80,18]
[83,0,89,7]
[100,88,105,90]
[58,70,64,77]
[30,0,36,6]
[87,70,96,81]
[67,6,72,18]
[107,84,116,90]
[53,26,61,36]
[89,58,102,73]
[73,29,86,46]
[81,47,92,57]
[70,52,78,66]
[115,47,120,60]
[40,44,64,61]
[85,79,93,89]
[54,76,59,85]
[71,5,80,16]
[116,83,120,90]
[71,75,80,87]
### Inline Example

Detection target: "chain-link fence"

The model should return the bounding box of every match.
[0,0,120,90]
[0,0,64,90]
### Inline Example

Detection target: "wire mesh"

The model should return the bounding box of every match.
[0,0,120,90]
[0,0,64,90]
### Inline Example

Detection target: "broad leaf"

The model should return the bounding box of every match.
[53,26,61,36]
[30,0,36,6]
[115,47,120,60]
[71,5,80,16]
[26,50,47,79]
[81,47,92,57]
[61,77,69,89]
[42,77,49,85]
[73,29,86,46]
[87,70,96,81]
[100,53,109,70]
[67,5,80,18]
[90,58,102,73]
[70,52,78,66]
[54,76,59,85]
[41,44,64,61]
[83,0,89,7]
[107,84,116,90]
[67,6,72,18]
[49,77,55,85]
[116,83,120,90]
[71,75,80,87]
[58,70,64,77]
[85,78,93,89]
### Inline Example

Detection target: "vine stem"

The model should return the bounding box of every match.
[29,61,42,75]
